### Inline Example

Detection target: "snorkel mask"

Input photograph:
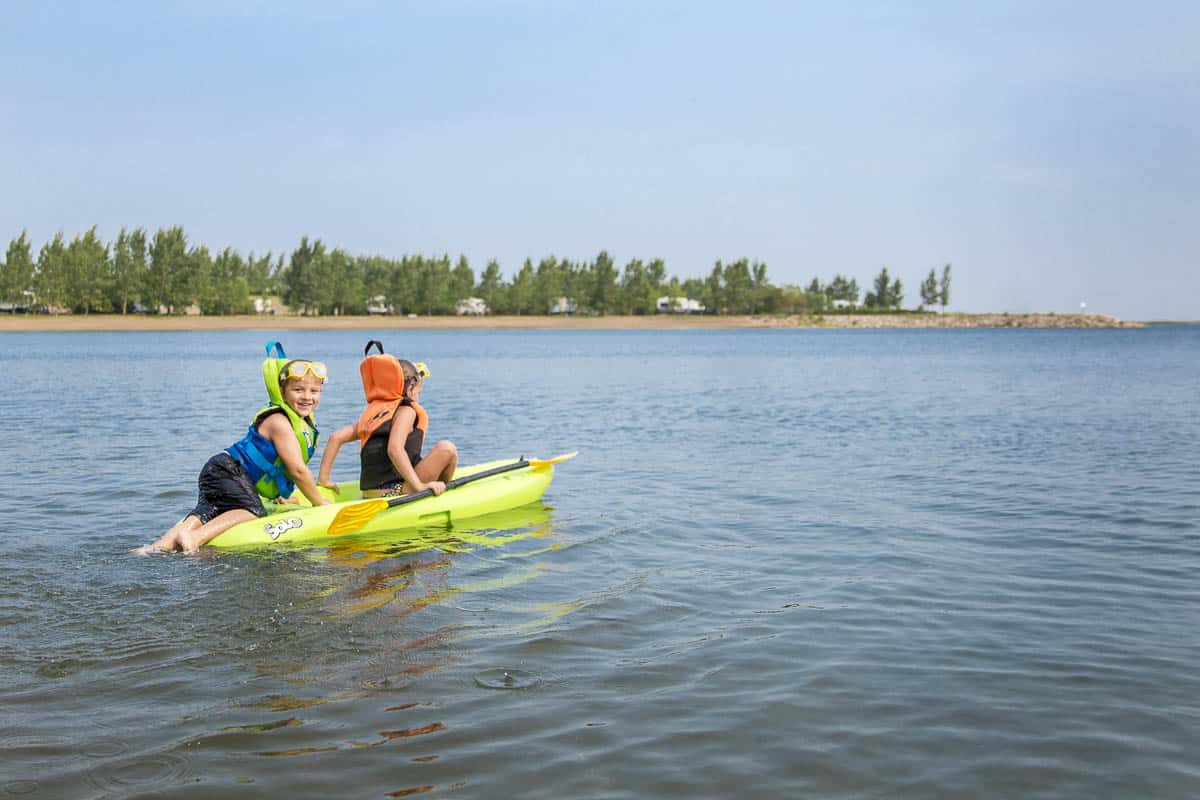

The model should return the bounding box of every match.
[278,359,329,383]
[263,342,327,407]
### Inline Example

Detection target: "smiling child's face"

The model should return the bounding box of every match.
[282,374,324,417]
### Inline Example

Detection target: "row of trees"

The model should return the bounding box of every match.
[802,264,951,311]
[1,227,951,316]
[919,265,953,310]
[1,228,277,316]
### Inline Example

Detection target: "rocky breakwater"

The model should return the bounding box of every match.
[791,312,1145,329]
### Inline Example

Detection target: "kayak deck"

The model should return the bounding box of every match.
[208,457,557,548]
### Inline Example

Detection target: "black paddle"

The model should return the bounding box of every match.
[326,452,577,536]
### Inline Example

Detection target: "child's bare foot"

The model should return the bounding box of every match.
[131,543,164,555]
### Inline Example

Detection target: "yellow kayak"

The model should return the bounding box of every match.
[207,453,575,548]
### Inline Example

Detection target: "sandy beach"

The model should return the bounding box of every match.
[0,312,1147,332]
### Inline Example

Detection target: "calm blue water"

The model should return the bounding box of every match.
[1,326,1198,799]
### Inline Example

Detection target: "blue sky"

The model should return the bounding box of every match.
[2,1,1196,319]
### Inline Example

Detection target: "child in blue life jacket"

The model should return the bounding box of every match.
[317,340,458,498]
[134,342,335,554]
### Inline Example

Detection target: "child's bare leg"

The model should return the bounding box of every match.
[416,441,458,483]
[177,509,258,553]
[133,515,203,554]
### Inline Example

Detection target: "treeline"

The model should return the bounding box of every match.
[0,226,950,315]
[803,264,951,311]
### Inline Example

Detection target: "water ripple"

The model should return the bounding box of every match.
[3,328,1200,798]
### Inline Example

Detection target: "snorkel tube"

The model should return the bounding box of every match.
[262,340,291,406]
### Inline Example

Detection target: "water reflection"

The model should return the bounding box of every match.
[5,503,571,796]
[316,501,558,618]
[6,497,585,797]
[193,503,563,762]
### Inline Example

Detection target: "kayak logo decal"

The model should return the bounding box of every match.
[264,517,304,540]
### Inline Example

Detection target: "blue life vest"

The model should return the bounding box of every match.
[226,407,318,500]
[224,341,320,500]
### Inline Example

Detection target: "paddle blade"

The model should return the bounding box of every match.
[327,498,389,536]
[529,451,578,468]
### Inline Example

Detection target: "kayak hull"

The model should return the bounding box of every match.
[207,458,555,548]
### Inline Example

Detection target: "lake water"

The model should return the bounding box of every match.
[1,326,1198,799]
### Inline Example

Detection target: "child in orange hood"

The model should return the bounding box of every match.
[319,340,458,498]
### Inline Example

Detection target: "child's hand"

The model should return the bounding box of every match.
[427,481,446,496]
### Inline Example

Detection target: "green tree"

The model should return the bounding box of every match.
[871,267,891,309]
[939,263,951,311]
[632,258,665,314]
[3,230,35,305]
[327,249,364,315]
[589,250,618,315]
[824,276,840,304]
[920,268,939,309]
[647,258,667,306]
[681,277,706,308]
[355,255,389,313]
[533,255,563,314]
[509,258,535,314]
[663,275,683,306]
[64,227,109,313]
[451,255,475,304]
[561,258,590,309]
[146,226,192,313]
[808,284,827,313]
[243,251,278,298]
[750,261,770,313]
[388,256,419,315]
[34,232,69,311]
[272,254,286,299]
[826,274,859,306]
[205,247,251,314]
[779,284,825,314]
[283,236,326,314]
[477,259,505,313]
[109,227,147,313]
[866,266,903,310]
[414,255,453,315]
[723,258,753,314]
[188,245,214,313]
[703,261,724,314]
[620,258,655,314]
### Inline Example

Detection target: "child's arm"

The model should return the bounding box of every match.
[317,424,356,489]
[260,414,333,506]
[387,407,444,495]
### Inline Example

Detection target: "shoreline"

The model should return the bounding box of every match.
[0,311,1150,332]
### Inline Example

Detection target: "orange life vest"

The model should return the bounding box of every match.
[354,351,428,444]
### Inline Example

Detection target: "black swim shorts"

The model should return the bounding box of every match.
[188,452,268,524]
